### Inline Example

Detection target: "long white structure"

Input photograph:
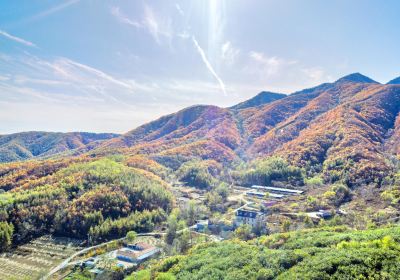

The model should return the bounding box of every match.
[251,185,303,195]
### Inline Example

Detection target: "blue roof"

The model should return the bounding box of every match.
[236,209,258,218]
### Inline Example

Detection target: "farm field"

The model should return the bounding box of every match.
[0,236,83,280]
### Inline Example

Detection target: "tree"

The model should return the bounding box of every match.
[178,230,190,253]
[126,231,137,243]
[165,213,178,245]
[0,222,13,251]
[324,184,351,206]
[186,201,196,226]
[206,192,224,212]
[175,160,216,189]
[241,156,304,187]
[126,269,151,280]
[215,183,229,201]
[155,272,176,280]
[282,220,291,232]
[234,224,253,241]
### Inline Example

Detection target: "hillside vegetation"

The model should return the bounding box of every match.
[1,73,400,279]
[148,226,400,280]
[0,131,118,162]
[86,73,400,188]
[0,156,173,248]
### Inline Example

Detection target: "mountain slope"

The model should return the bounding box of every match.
[249,78,382,156]
[2,73,400,188]
[98,105,243,165]
[89,73,400,186]
[276,84,400,185]
[387,76,400,85]
[230,91,286,110]
[102,105,241,149]
[0,131,119,162]
[334,72,378,84]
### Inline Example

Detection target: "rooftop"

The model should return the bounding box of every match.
[246,191,285,199]
[133,242,154,250]
[236,208,264,218]
[251,185,304,194]
[117,242,159,260]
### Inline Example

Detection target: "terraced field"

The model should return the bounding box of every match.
[0,236,83,280]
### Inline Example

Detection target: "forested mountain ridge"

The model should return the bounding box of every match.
[387,76,400,85]
[87,73,400,186]
[0,131,119,163]
[229,91,286,110]
[2,73,400,186]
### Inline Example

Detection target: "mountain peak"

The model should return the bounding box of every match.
[230,91,285,110]
[335,73,378,84]
[387,77,400,85]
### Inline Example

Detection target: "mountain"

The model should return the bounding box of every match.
[0,131,119,162]
[387,76,400,85]
[1,72,400,264]
[230,91,286,110]
[97,105,242,166]
[90,73,400,186]
[2,73,400,186]
[335,72,378,84]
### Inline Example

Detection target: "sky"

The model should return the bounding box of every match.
[0,0,399,134]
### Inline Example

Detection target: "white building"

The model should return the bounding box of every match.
[116,242,160,264]
[234,208,266,229]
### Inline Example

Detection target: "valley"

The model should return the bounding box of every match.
[0,74,400,279]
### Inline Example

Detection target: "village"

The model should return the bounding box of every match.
[175,183,334,239]
[43,183,336,279]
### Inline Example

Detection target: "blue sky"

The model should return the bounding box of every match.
[0,0,399,134]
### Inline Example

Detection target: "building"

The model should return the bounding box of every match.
[316,210,333,219]
[246,191,284,199]
[83,258,96,268]
[116,242,160,264]
[195,220,208,232]
[251,185,304,195]
[234,208,266,229]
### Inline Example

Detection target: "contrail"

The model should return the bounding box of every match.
[0,30,36,47]
[192,36,227,96]
[31,0,80,20]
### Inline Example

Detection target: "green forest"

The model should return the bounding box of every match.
[0,157,173,248]
[142,226,400,280]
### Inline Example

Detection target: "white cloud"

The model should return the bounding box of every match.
[110,5,172,45]
[239,50,336,93]
[0,30,36,47]
[13,76,68,86]
[249,51,297,75]
[192,36,227,96]
[0,53,144,107]
[143,5,172,44]
[302,67,334,83]
[302,67,324,82]
[110,7,142,28]
[52,58,136,91]
[221,41,240,65]
[29,0,80,21]
[0,75,10,81]
[175,4,184,16]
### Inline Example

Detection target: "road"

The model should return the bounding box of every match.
[44,227,220,279]
[44,232,164,279]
